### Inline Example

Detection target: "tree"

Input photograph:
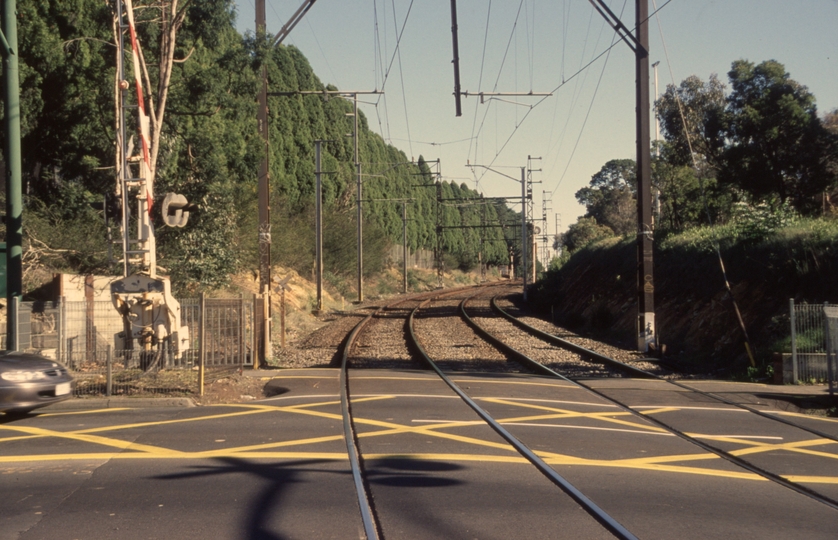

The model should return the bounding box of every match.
[721,59,832,212]
[656,74,727,172]
[823,109,838,183]
[652,142,733,231]
[575,159,636,236]
[559,217,614,253]
[14,0,115,209]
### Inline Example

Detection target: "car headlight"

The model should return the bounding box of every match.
[1,370,49,382]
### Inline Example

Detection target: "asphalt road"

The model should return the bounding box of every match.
[1,369,837,539]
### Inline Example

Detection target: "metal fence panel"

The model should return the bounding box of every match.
[9,295,255,397]
[790,300,838,386]
[70,345,200,397]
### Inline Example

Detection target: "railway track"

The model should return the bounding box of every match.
[339,284,636,539]
[333,282,838,538]
[461,290,838,510]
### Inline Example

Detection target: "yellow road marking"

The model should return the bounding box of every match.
[0,425,184,456]
[725,438,838,459]
[482,397,668,433]
[772,411,838,424]
[193,435,346,457]
[3,394,838,485]
[36,408,134,417]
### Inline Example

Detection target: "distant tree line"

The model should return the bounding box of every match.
[0,0,515,294]
[559,59,838,256]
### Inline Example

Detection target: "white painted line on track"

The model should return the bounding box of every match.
[259,394,340,402]
[411,419,483,425]
[697,435,785,441]
[631,405,747,412]
[350,393,459,399]
[499,422,675,436]
[476,397,619,408]
[406,420,787,441]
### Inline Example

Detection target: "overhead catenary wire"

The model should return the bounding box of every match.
[548,1,625,198]
[466,0,494,186]
[545,4,612,193]
[369,0,415,157]
[390,0,414,160]
[469,0,527,174]
[470,0,676,189]
[473,2,613,186]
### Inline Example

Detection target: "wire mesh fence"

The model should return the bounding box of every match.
[13,294,257,397]
[70,346,200,397]
[789,300,838,393]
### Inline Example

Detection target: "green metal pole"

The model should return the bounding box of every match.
[2,0,21,352]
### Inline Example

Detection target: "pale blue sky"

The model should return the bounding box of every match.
[233,1,838,241]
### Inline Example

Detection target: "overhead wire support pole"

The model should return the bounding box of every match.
[256,0,271,298]
[634,0,655,352]
[353,95,361,302]
[254,0,319,363]
[1,0,21,351]
[268,90,382,304]
[467,163,529,298]
[588,0,655,352]
[449,0,462,116]
[521,168,528,301]
[527,156,542,284]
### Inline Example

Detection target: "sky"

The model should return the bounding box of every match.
[232,0,838,249]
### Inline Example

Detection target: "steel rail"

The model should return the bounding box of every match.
[490,297,838,445]
[339,305,382,540]
[337,283,499,539]
[463,295,838,513]
[409,295,639,540]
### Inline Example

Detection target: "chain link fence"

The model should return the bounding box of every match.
[11,295,257,397]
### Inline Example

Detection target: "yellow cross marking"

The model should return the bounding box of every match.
[482,397,668,433]
[1,395,838,485]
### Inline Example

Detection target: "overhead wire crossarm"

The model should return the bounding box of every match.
[270,0,319,47]
[461,91,553,104]
[587,0,643,53]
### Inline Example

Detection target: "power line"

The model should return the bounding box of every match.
[549,2,626,198]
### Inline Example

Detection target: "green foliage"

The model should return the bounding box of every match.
[7,2,512,292]
[656,74,727,171]
[729,200,798,241]
[560,217,615,253]
[722,60,834,211]
[575,159,637,236]
[22,200,112,282]
[655,60,836,217]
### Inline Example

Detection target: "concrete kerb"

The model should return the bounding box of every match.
[42,397,196,411]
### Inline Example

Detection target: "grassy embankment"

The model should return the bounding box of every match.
[531,218,838,378]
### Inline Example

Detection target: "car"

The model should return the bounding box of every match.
[0,352,75,414]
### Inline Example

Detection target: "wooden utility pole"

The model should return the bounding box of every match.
[253,0,318,362]
[353,95,363,302]
[255,0,272,364]
[256,0,271,293]
[315,140,323,312]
